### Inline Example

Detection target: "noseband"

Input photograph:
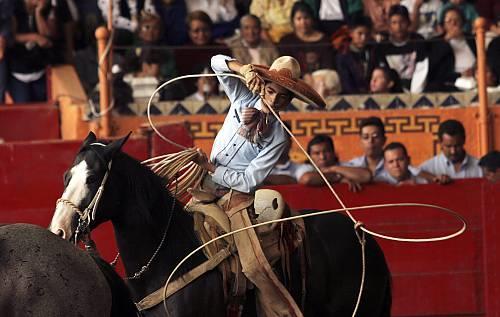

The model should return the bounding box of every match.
[56,160,113,244]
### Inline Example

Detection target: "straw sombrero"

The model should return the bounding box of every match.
[252,56,326,109]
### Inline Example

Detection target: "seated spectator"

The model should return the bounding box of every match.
[479,151,500,183]
[250,0,296,43]
[303,69,342,99]
[369,66,403,93]
[7,0,56,103]
[420,119,482,179]
[346,116,387,177]
[185,0,239,39]
[116,11,183,105]
[303,0,364,36]
[438,0,478,34]
[376,142,427,185]
[226,14,279,66]
[426,6,476,92]
[373,5,428,93]
[279,1,334,76]
[185,67,221,101]
[363,0,400,38]
[149,0,188,45]
[0,0,14,103]
[301,134,372,191]
[336,16,373,94]
[175,10,230,97]
[456,64,500,92]
[402,0,443,39]
[264,131,315,185]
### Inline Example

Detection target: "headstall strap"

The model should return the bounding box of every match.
[55,160,113,245]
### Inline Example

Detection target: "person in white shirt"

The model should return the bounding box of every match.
[376,142,427,185]
[420,119,483,180]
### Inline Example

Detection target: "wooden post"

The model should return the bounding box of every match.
[95,27,111,138]
[474,18,490,156]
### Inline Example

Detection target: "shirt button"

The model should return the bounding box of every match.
[225,154,229,156]
[233,144,236,146]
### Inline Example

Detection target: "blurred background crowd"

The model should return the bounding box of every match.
[0,0,499,108]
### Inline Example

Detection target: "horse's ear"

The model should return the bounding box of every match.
[80,131,97,150]
[105,132,132,158]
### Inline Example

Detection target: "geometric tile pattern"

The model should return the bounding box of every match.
[126,90,500,116]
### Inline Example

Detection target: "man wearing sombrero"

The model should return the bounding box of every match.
[192,54,325,316]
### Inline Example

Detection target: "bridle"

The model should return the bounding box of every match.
[56,159,113,245]
[55,149,178,281]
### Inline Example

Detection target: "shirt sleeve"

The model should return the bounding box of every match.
[294,163,315,181]
[211,54,254,105]
[211,138,288,193]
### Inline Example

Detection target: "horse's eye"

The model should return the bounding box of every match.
[86,175,99,184]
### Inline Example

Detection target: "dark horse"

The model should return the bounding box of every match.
[49,132,392,316]
[0,223,137,316]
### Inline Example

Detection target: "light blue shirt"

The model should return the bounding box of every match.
[270,160,315,181]
[374,169,427,185]
[346,156,385,178]
[347,155,421,178]
[209,55,288,193]
[419,153,483,179]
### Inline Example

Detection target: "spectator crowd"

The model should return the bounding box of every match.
[1,0,500,106]
[0,1,498,187]
[264,117,500,188]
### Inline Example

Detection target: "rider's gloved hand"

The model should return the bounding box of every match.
[239,64,265,96]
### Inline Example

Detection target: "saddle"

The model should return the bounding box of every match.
[185,188,307,316]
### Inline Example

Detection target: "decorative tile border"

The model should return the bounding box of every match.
[126,90,500,116]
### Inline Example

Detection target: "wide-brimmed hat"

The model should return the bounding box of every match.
[252,56,326,109]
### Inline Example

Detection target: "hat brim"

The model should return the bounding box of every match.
[252,65,326,109]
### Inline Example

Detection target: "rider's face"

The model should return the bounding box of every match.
[261,82,292,113]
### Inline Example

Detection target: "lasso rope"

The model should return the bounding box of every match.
[143,72,467,316]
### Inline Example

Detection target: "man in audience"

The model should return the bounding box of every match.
[336,15,373,94]
[373,4,428,93]
[346,116,387,178]
[376,142,427,185]
[227,14,279,66]
[301,134,372,191]
[420,119,482,179]
[478,151,500,183]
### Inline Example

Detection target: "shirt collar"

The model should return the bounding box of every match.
[440,152,470,169]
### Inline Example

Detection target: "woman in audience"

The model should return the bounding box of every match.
[8,0,55,103]
[174,10,230,98]
[279,1,334,77]
[426,6,476,92]
[250,0,297,43]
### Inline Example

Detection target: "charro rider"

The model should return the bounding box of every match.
[192,54,325,316]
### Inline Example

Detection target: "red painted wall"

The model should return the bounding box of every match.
[0,105,60,142]
[0,139,498,316]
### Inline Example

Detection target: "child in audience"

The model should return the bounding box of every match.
[336,16,373,94]
[369,66,402,93]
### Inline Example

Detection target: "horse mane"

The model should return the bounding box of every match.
[111,150,206,273]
